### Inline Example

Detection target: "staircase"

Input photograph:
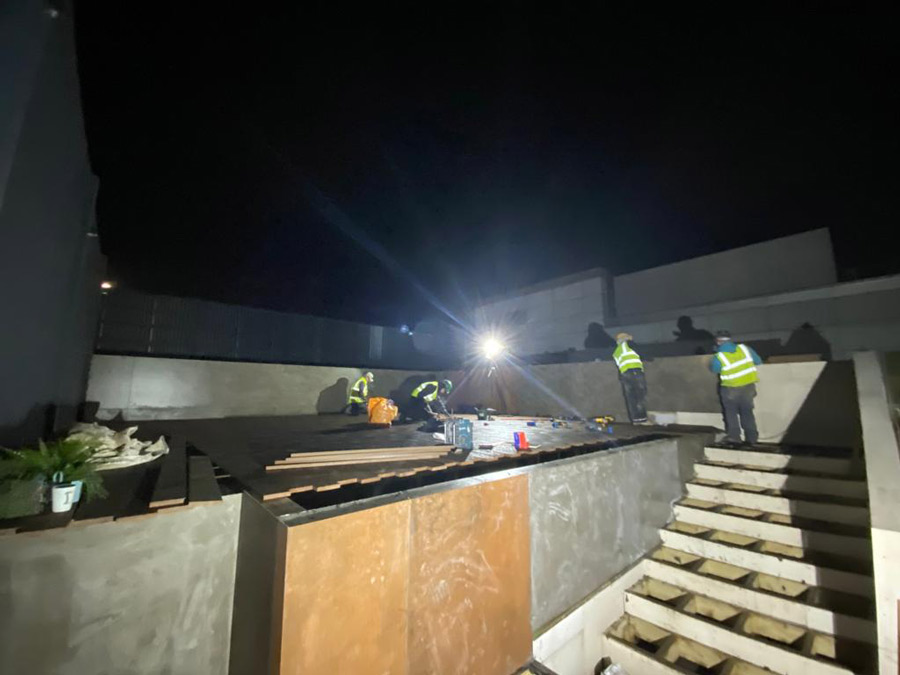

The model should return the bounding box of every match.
[602,442,877,674]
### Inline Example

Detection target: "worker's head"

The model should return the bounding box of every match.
[715,330,732,344]
[615,332,633,344]
[365,371,374,382]
[440,379,453,395]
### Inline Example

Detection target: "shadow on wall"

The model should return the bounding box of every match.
[672,316,714,355]
[781,362,860,448]
[584,323,615,349]
[316,378,349,414]
[784,322,832,360]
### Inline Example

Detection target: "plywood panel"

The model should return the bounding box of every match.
[408,475,532,675]
[280,500,410,675]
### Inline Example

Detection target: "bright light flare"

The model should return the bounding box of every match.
[100,281,114,291]
[481,336,505,360]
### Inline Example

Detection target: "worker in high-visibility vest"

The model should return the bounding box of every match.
[710,331,762,447]
[406,379,453,421]
[345,372,374,415]
[613,333,648,423]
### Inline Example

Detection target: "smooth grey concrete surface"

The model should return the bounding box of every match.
[611,274,900,361]
[0,1,102,446]
[87,355,447,420]
[455,356,860,447]
[529,438,685,631]
[854,352,900,533]
[478,273,609,356]
[613,228,836,318]
[0,494,240,675]
[853,352,900,674]
[229,494,287,675]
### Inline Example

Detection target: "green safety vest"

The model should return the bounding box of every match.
[613,342,643,373]
[348,376,368,403]
[716,344,759,387]
[411,381,439,402]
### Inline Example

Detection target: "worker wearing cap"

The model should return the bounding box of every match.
[613,333,648,424]
[711,331,762,447]
[345,372,374,415]
[407,378,453,421]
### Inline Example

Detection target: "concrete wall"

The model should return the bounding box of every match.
[613,228,836,318]
[0,1,103,446]
[610,273,900,361]
[454,356,860,448]
[87,354,447,420]
[854,352,900,675]
[529,436,705,631]
[477,270,609,356]
[0,495,241,675]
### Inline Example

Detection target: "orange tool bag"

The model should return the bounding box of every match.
[368,397,399,426]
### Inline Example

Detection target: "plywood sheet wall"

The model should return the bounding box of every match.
[408,475,532,675]
[278,475,531,675]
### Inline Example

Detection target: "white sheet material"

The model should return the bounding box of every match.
[66,423,169,471]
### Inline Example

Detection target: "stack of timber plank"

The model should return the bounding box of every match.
[266,445,451,471]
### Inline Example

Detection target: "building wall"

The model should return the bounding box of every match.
[0,2,102,446]
[611,274,900,361]
[86,354,450,420]
[613,228,837,319]
[0,495,241,675]
[477,271,609,356]
[96,289,452,371]
[529,436,704,631]
[453,356,861,448]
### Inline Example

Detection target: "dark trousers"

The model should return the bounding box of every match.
[619,369,648,423]
[720,383,758,444]
[404,396,431,421]
[344,401,365,415]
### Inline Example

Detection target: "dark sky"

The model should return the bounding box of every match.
[74,4,897,326]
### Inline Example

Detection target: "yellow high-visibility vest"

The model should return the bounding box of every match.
[411,381,439,402]
[716,344,759,387]
[613,342,643,373]
[348,375,368,403]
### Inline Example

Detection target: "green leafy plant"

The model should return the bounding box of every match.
[0,439,107,502]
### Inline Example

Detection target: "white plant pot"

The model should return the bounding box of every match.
[72,480,83,503]
[51,483,77,513]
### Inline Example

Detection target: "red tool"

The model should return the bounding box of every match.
[513,432,529,451]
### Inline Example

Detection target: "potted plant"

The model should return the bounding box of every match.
[0,439,107,516]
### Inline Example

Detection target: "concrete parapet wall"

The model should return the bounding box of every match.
[87,354,445,420]
[455,356,860,448]
[0,495,241,675]
[854,352,900,675]
[529,436,705,631]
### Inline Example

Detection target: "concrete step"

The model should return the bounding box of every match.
[604,614,773,674]
[624,577,874,675]
[659,527,874,597]
[673,502,873,560]
[704,446,856,476]
[645,554,876,643]
[685,482,870,527]
[694,462,868,500]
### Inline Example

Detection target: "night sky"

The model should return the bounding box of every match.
[74,5,897,326]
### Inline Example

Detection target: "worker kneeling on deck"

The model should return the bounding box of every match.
[406,379,452,421]
[345,372,374,415]
[711,331,762,448]
[614,333,648,424]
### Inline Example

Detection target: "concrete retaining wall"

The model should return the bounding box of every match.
[454,356,860,448]
[0,495,241,675]
[529,436,705,631]
[854,352,900,675]
[87,354,446,420]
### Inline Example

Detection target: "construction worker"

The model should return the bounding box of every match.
[345,372,374,415]
[407,378,453,421]
[613,333,648,424]
[710,331,762,447]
